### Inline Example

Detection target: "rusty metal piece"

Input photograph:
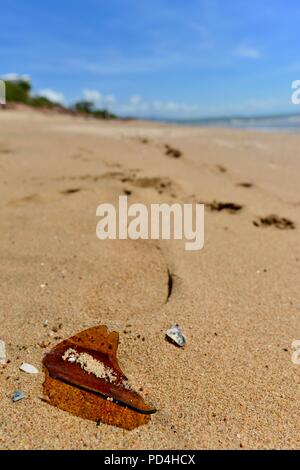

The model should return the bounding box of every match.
[42,325,156,430]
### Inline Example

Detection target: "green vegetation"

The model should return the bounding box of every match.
[73,100,94,113]
[73,100,117,119]
[5,79,31,103]
[5,79,60,109]
[3,78,117,119]
[92,109,117,119]
[30,96,57,109]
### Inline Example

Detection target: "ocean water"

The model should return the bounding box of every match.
[170,114,300,133]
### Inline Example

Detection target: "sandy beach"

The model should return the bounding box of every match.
[0,109,300,449]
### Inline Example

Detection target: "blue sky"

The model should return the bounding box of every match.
[1,0,300,118]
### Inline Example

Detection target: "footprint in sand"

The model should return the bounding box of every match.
[130,176,177,194]
[216,164,227,173]
[138,137,149,145]
[237,182,254,188]
[54,170,180,198]
[0,143,13,154]
[164,144,182,159]
[123,189,132,196]
[207,201,243,213]
[0,148,13,155]
[102,171,180,197]
[253,215,295,230]
[8,193,41,206]
[104,162,122,168]
[82,240,172,321]
[60,188,82,195]
[9,188,86,206]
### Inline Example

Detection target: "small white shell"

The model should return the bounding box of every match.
[0,340,6,365]
[165,325,186,347]
[19,363,38,374]
[12,390,27,402]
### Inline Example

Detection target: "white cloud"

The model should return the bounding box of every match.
[82,89,116,106]
[130,95,142,105]
[235,45,261,60]
[165,101,180,112]
[38,89,65,104]
[152,100,163,110]
[104,94,116,104]
[114,97,204,117]
[1,73,31,83]
[74,91,286,119]
[82,89,102,103]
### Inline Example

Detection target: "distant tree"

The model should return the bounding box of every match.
[5,79,31,103]
[73,100,117,119]
[2,78,118,119]
[30,96,56,108]
[93,108,117,120]
[73,100,94,114]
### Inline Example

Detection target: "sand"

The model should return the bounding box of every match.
[0,109,299,449]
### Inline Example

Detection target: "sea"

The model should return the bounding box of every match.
[166,114,300,133]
